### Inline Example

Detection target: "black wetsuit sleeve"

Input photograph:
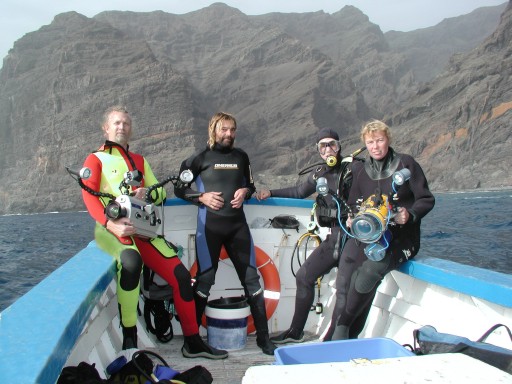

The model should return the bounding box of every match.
[405,157,435,222]
[243,151,256,199]
[269,177,316,199]
[269,163,329,199]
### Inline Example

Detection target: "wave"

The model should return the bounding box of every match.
[423,231,452,239]
[461,195,512,200]
[437,187,512,195]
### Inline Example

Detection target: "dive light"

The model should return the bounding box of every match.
[178,169,193,186]
[65,166,91,180]
[392,168,411,186]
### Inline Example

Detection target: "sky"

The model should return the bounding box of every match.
[0,0,506,64]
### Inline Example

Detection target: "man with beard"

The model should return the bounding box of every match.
[175,112,276,355]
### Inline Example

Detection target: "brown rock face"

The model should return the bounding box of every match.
[0,3,508,214]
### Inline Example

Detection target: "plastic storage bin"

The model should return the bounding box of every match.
[274,337,414,365]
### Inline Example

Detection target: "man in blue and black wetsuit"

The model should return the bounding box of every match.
[174,112,276,355]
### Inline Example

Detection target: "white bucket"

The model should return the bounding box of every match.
[205,297,251,351]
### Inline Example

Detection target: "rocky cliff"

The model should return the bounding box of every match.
[388,1,512,191]
[0,2,508,214]
[385,3,507,82]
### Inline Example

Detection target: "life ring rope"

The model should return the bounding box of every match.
[189,245,280,334]
[257,259,272,269]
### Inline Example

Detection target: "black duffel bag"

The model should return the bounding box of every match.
[412,323,512,374]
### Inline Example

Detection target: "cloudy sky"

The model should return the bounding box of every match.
[0,0,506,63]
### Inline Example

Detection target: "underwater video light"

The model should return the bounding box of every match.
[392,168,411,186]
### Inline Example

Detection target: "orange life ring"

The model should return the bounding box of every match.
[189,245,280,334]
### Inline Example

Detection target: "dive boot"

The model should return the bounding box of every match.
[331,324,349,341]
[256,334,277,355]
[248,293,277,355]
[182,334,228,360]
[194,293,208,327]
[122,325,138,350]
[270,328,305,344]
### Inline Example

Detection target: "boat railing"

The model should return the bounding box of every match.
[0,241,115,383]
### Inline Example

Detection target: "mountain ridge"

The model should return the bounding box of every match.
[0,2,508,214]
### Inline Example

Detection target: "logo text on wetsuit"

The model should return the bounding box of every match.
[214,164,239,170]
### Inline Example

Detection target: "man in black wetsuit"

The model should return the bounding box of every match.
[174,112,276,355]
[324,119,435,341]
[257,128,356,344]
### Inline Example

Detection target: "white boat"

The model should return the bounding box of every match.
[1,197,511,383]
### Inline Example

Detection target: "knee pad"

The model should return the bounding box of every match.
[119,249,143,291]
[194,268,216,297]
[244,267,263,297]
[353,260,388,294]
[173,263,194,302]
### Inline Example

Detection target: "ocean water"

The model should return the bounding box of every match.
[1,190,511,311]
[420,189,512,275]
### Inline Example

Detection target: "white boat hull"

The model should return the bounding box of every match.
[1,197,511,383]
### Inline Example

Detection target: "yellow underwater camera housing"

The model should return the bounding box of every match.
[351,194,390,244]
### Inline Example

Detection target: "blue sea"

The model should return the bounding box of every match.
[1,190,511,312]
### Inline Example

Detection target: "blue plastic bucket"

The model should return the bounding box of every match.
[205,297,251,351]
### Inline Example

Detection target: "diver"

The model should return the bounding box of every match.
[174,112,276,355]
[324,119,435,341]
[81,105,228,359]
[257,128,357,344]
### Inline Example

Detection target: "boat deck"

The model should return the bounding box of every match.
[143,332,512,383]
[146,332,319,383]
